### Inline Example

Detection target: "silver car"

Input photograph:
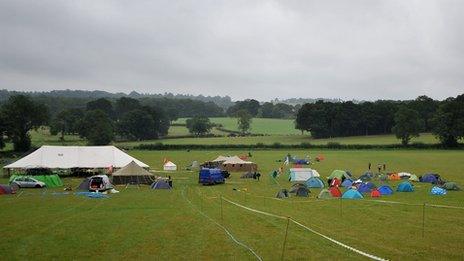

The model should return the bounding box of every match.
[11,177,46,188]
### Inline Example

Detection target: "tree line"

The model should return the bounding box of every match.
[295,94,464,147]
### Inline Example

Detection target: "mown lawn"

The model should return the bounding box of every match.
[1,149,463,260]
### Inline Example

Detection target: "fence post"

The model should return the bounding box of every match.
[422,203,426,238]
[281,217,290,261]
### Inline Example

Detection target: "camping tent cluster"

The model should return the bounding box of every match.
[278,167,459,200]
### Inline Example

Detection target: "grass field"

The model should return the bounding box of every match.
[1,149,464,260]
[119,133,439,147]
[175,117,301,135]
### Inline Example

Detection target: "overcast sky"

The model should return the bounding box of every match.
[0,1,463,101]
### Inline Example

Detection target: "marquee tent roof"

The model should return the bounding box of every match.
[112,161,153,177]
[4,146,149,170]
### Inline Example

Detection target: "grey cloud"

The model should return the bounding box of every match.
[0,0,463,101]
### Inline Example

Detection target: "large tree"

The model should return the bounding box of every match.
[431,95,464,147]
[117,109,155,140]
[50,108,84,140]
[236,109,253,134]
[86,98,114,118]
[392,106,424,145]
[0,111,6,149]
[1,95,49,151]
[186,116,213,136]
[78,110,114,145]
[115,97,141,118]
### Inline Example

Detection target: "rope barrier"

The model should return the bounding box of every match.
[222,196,388,261]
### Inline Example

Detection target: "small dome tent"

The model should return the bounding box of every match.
[377,185,394,195]
[342,189,363,199]
[306,177,325,188]
[329,186,342,197]
[317,189,333,199]
[397,181,414,192]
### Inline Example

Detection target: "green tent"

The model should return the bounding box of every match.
[409,174,419,182]
[328,170,348,180]
[443,182,460,191]
[9,174,63,188]
[317,189,333,199]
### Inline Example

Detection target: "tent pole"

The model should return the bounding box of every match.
[281,217,290,261]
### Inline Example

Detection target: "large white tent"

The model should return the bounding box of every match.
[3,145,149,170]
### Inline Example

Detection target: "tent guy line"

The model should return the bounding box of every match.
[222,196,388,261]
[181,187,263,261]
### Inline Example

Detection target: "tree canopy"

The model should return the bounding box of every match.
[1,95,49,151]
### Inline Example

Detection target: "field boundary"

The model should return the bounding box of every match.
[222,196,388,261]
[134,143,463,150]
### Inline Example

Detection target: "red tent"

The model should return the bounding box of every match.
[370,189,381,198]
[330,178,341,187]
[329,186,342,197]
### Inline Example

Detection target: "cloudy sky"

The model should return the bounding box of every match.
[0,0,463,101]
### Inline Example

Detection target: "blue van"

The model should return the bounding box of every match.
[199,168,225,185]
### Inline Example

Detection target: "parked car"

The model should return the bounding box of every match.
[199,168,225,185]
[10,177,46,188]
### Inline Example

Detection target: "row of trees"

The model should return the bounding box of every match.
[0,95,172,151]
[295,95,464,146]
[226,99,297,119]
[50,97,171,145]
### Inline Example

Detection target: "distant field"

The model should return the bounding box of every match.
[0,127,441,152]
[1,149,464,260]
[174,117,300,135]
[119,133,439,147]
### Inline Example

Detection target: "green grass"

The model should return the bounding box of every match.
[1,149,464,260]
[175,117,300,135]
[119,133,439,147]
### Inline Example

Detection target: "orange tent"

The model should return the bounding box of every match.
[388,173,401,181]
[329,186,342,197]
[370,189,381,198]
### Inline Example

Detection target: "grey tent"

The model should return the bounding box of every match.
[359,171,374,181]
[442,182,461,191]
[276,189,290,199]
[295,187,310,197]
[150,180,172,190]
[289,183,308,193]
[77,177,91,190]
[112,161,155,185]
[0,184,14,195]
[241,171,254,179]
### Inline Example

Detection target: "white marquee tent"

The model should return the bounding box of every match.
[3,145,149,170]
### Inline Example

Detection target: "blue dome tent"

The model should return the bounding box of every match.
[305,177,325,188]
[342,189,363,199]
[397,181,414,192]
[377,185,394,195]
[341,179,353,188]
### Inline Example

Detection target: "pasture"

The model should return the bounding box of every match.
[174,117,301,135]
[1,149,464,260]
